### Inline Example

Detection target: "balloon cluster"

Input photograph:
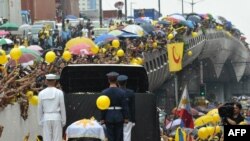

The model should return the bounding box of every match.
[196,109,222,140]
[26,91,38,106]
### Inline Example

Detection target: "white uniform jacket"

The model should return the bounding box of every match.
[38,87,66,126]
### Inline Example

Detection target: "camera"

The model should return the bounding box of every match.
[218,102,234,119]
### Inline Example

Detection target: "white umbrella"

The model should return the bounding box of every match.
[18,24,31,35]
[169,14,186,21]
[0,38,13,45]
[19,24,31,31]
[123,24,144,36]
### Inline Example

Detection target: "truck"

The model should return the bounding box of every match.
[134,8,161,20]
[60,64,160,141]
[0,0,22,25]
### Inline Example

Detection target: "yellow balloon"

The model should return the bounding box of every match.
[168,137,173,141]
[188,51,192,56]
[96,95,110,110]
[0,55,8,64]
[168,33,174,40]
[0,49,6,56]
[62,51,72,62]
[207,109,218,116]
[29,96,39,106]
[91,45,99,55]
[212,114,220,123]
[198,127,209,140]
[100,48,107,53]
[215,126,221,134]
[204,115,213,123]
[195,115,213,127]
[45,51,56,63]
[206,126,215,137]
[26,91,34,99]
[192,32,198,38]
[239,121,248,125]
[152,42,158,48]
[10,48,22,60]
[136,57,144,65]
[117,49,125,57]
[112,39,120,48]
[130,58,139,65]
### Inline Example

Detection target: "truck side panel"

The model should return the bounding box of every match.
[134,9,161,20]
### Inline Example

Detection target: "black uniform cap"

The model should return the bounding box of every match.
[106,71,119,78]
[117,75,128,81]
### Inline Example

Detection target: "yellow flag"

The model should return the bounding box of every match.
[175,127,187,141]
[167,42,184,72]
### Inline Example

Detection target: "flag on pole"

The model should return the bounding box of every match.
[177,85,194,129]
[167,42,184,72]
[175,127,187,141]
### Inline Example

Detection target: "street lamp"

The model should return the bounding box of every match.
[179,0,206,13]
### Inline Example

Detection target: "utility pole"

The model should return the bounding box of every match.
[200,61,204,84]
[61,0,65,30]
[130,2,135,17]
[182,0,184,14]
[174,74,179,106]
[99,0,102,28]
[180,0,205,13]
[125,0,127,21]
[191,0,194,13]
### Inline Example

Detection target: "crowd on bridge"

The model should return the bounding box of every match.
[0,12,250,140]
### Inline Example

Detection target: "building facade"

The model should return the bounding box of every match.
[21,0,56,22]
[64,0,79,17]
[79,0,99,11]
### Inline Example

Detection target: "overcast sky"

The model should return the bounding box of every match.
[103,0,250,42]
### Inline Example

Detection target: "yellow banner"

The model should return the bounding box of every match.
[167,42,184,72]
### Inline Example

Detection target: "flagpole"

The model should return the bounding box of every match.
[174,74,178,107]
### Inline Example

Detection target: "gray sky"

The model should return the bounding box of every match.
[103,0,250,42]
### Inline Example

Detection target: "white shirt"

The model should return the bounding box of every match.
[38,87,66,125]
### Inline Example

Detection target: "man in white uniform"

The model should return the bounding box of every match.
[38,74,66,141]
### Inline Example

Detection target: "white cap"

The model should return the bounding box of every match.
[45,74,60,80]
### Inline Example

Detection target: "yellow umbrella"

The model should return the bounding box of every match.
[65,37,96,50]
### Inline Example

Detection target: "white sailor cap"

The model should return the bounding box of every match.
[45,74,60,80]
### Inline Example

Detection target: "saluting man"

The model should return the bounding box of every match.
[38,74,66,141]
[101,72,129,141]
[117,75,136,141]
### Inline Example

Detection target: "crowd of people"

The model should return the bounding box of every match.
[0,13,250,140]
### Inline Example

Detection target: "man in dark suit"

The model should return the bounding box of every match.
[101,72,129,141]
[117,75,135,141]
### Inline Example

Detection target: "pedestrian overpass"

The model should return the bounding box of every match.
[143,29,249,103]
